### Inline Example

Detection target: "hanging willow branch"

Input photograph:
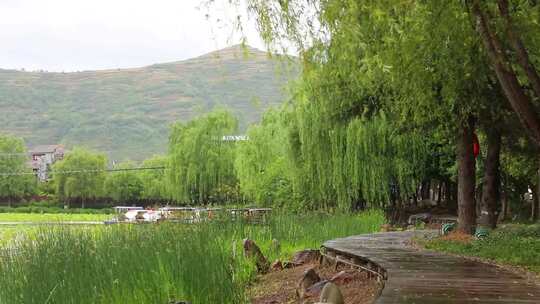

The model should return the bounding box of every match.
[168,110,238,204]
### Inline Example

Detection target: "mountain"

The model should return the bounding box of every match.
[0,45,298,161]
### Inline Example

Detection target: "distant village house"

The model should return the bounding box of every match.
[29,145,64,181]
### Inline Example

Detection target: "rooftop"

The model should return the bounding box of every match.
[29,144,64,154]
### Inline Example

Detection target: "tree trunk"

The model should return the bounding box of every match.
[531,185,539,222]
[479,129,502,229]
[469,0,540,147]
[499,190,507,222]
[437,180,443,205]
[447,181,458,213]
[476,184,483,218]
[423,180,431,201]
[497,0,540,100]
[457,118,477,234]
[533,164,540,222]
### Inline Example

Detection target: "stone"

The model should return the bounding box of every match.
[296,267,321,298]
[243,238,269,274]
[321,250,336,267]
[330,270,355,285]
[305,279,329,298]
[292,249,321,265]
[271,260,283,271]
[380,224,392,232]
[407,213,432,225]
[319,282,344,304]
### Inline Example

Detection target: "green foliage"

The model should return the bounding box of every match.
[104,162,144,204]
[282,69,429,209]
[0,134,35,202]
[228,1,478,210]
[168,109,239,204]
[139,155,170,201]
[344,113,428,206]
[425,224,540,273]
[218,0,518,213]
[0,210,384,304]
[52,148,107,205]
[235,109,293,207]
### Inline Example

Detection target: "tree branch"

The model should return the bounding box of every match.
[497,0,540,100]
[468,0,540,146]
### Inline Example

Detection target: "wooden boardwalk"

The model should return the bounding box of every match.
[323,231,540,303]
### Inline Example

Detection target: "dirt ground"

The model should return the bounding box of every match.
[249,262,381,304]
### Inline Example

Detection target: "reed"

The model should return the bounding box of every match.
[0,210,384,304]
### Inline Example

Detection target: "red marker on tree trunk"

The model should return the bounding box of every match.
[473,133,480,158]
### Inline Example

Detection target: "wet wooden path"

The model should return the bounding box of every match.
[323,231,540,303]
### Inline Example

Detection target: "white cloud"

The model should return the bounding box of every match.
[0,0,264,71]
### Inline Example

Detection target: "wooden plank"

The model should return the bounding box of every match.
[322,231,540,303]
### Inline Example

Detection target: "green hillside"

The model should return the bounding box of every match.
[0,45,298,160]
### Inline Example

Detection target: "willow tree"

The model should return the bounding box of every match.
[168,109,239,204]
[139,155,170,201]
[289,79,428,211]
[220,0,520,231]
[0,134,35,206]
[104,162,144,204]
[196,1,429,211]
[235,108,294,207]
[346,1,496,233]
[52,148,107,208]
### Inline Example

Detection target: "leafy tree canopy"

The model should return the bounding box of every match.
[235,108,293,207]
[0,134,35,201]
[104,162,144,204]
[52,147,107,206]
[139,155,170,201]
[168,109,239,204]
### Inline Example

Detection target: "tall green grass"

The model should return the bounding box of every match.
[425,224,540,274]
[0,213,111,222]
[0,210,384,304]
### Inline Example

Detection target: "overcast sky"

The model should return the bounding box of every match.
[0,0,265,72]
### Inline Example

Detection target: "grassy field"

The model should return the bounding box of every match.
[0,210,384,304]
[425,224,540,274]
[0,213,112,223]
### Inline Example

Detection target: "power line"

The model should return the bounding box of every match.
[0,166,168,177]
[0,153,30,157]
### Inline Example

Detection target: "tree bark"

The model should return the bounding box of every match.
[420,181,428,201]
[447,180,458,213]
[479,129,501,229]
[533,163,540,222]
[476,184,483,218]
[532,185,539,222]
[469,0,540,146]
[497,0,540,99]
[457,118,477,234]
[437,181,444,206]
[499,190,508,222]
